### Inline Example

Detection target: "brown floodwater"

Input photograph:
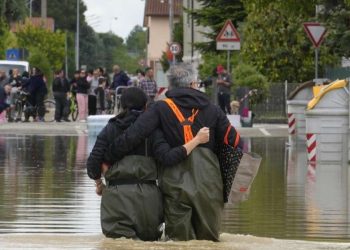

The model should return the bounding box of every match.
[0,135,349,243]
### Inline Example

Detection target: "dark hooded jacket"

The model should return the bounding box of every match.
[0,86,10,113]
[87,110,186,180]
[104,87,241,165]
[87,110,171,241]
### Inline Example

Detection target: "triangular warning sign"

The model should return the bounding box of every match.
[303,22,327,48]
[216,20,240,42]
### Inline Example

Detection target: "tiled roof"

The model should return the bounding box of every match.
[10,18,55,32]
[144,0,182,17]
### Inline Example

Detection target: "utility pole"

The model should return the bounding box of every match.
[29,0,32,18]
[41,0,47,18]
[75,0,80,70]
[169,0,174,43]
[169,0,174,64]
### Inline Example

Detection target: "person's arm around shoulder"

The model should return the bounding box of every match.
[152,127,210,167]
[104,102,161,164]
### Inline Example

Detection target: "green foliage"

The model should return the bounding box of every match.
[319,1,350,59]
[126,25,146,58]
[0,0,27,23]
[16,22,65,71]
[187,0,246,52]
[241,1,337,82]
[31,0,88,31]
[28,47,52,84]
[233,63,269,107]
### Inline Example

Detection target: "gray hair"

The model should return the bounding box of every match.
[167,63,196,89]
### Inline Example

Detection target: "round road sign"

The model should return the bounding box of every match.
[169,42,181,55]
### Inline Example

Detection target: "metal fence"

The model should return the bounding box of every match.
[250,82,300,122]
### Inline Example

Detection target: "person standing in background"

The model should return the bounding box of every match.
[27,67,48,122]
[88,69,99,115]
[76,70,90,122]
[95,77,106,114]
[52,70,70,122]
[111,65,130,92]
[216,65,232,114]
[0,70,9,87]
[0,84,11,123]
[139,67,157,101]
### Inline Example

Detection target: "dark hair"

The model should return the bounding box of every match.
[22,71,29,78]
[120,87,147,111]
[98,77,106,85]
[55,69,62,75]
[88,69,93,75]
[98,67,104,74]
[74,70,80,74]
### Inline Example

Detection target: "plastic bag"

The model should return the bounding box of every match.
[227,152,262,205]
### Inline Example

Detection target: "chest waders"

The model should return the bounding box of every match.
[101,150,163,241]
[161,98,224,241]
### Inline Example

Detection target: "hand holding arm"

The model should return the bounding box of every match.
[183,127,209,155]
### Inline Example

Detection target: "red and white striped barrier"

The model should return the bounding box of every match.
[288,113,296,135]
[306,133,316,162]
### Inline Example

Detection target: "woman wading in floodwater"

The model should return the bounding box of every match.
[86,87,209,240]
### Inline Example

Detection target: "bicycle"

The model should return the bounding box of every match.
[69,93,79,121]
[105,89,115,114]
[13,90,31,122]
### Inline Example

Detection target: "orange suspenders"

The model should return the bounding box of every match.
[163,98,199,143]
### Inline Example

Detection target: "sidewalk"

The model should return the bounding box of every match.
[0,122,288,137]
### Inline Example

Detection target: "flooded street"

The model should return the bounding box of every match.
[0,135,350,247]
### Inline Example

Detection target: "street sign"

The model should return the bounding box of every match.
[216,20,240,51]
[6,49,19,61]
[303,22,327,48]
[169,42,181,55]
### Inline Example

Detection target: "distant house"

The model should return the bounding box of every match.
[10,17,55,32]
[143,0,182,86]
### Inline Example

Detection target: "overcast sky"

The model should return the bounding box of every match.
[83,0,146,40]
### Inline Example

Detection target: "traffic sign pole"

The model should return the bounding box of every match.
[227,50,230,73]
[315,48,318,79]
[303,22,326,80]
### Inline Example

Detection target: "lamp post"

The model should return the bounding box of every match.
[75,0,80,70]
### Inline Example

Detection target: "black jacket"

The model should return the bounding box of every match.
[0,86,10,113]
[104,87,241,164]
[27,75,48,96]
[111,71,130,89]
[76,77,90,94]
[87,111,186,180]
[52,77,70,93]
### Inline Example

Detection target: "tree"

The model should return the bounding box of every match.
[0,0,27,23]
[241,1,337,82]
[319,0,350,59]
[16,22,65,71]
[187,0,246,52]
[126,25,146,58]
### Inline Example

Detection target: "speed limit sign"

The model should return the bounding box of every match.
[169,42,181,55]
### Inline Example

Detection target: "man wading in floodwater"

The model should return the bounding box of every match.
[104,63,242,241]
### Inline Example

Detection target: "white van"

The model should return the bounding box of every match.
[0,60,29,76]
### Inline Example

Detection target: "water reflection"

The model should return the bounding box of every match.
[222,138,350,241]
[0,135,349,242]
[0,135,99,233]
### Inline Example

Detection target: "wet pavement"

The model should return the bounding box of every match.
[0,134,350,249]
[0,121,288,137]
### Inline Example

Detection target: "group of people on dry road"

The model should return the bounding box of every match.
[87,63,242,242]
